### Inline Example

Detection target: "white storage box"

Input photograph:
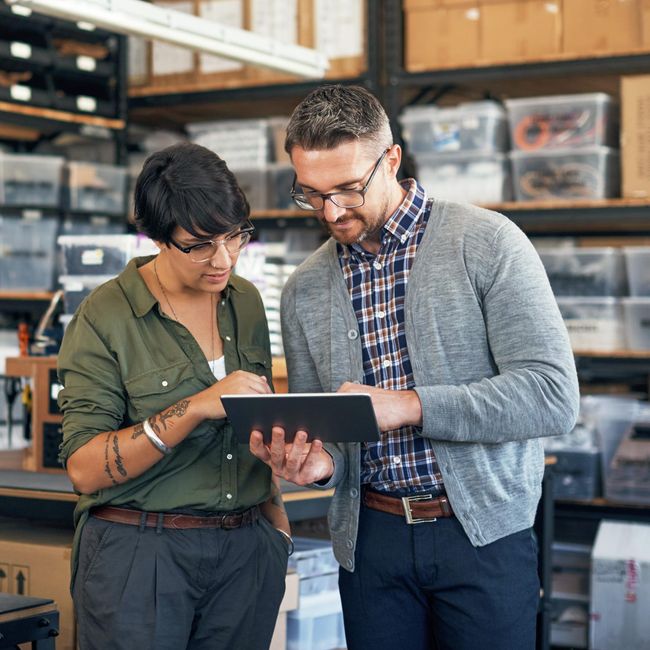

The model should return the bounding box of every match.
[65,162,128,215]
[510,147,619,201]
[400,101,508,154]
[415,151,511,204]
[590,521,650,650]
[0,153,64,207]
[58,234,138,276]
[287,591,345,650]
[623,247,650,297]
[0,216,58,290]
[622,298,650,351]
[556,297,625,352]
[59,275,114,314]
[539,247,627,297]
[505,93,617,151]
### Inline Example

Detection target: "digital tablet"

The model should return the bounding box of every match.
[221,393,380,444]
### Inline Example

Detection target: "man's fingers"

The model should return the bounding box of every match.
[269,427,288,472]
[249,430,270,463]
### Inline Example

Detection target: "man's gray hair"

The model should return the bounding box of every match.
[285,84,393,156]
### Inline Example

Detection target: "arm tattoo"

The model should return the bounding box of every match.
[112,434,127,478]
[159,399,190,429]
[131,422,144,440]
[103,433,118,486]
[270,480,285,509]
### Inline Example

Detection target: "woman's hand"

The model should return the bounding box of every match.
[196,370,272,420]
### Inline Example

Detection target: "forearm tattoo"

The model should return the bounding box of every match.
[159,399,190,429]
[112,435,127,477]
[103,433,118,486]
[131,422,144,440]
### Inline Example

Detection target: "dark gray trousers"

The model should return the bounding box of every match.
[73,514,288,650]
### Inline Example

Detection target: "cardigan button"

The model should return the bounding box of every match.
[347,330,358,340]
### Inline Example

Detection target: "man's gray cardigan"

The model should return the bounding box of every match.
[280,199,579,572]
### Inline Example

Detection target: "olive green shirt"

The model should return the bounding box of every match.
[58,256,274,581]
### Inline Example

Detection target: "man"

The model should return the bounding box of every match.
[250,85,579,650]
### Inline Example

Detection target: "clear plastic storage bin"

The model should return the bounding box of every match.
[623,247,650,297]
[510,147,619,201]
[287,537,338,579]
[234,167,268,211]
[505,93,617,151]
[59,275,114,314]
[538,247,627,296]
[58,234,138,276]
[399,101,508,154]
[556,297,625,352]
[287,591,345,650]
[415,151,511,204]
[267,164,295,210]
[65,162,128,215]
[0,154,64,207]
[622,298,650,351]
[0,216,58,290]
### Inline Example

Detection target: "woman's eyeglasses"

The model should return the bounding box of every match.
[170,222,255,263]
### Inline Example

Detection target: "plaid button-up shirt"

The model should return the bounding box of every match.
[339,179,445,496]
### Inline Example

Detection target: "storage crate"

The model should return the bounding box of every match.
[287,591,345,650]
[505,93,617,151]
[59,275,114,314]
[510,146,619,201]
[235,166,269,211]
[605,419,650,504]
[399,101,508,154]
[65,162,128,216]
[556,297,625,352]
[0,216,58,290]
[288,537,338,579]
[57,234,138,276]
[623,247,650,297]
[538,247,627,297]
[622,298,650,351]
[0,154,64,208]
[414,151,511,204]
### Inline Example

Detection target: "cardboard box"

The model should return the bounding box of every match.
[270,570,299,650]
[590,520,650,650]
[643,0,650,47]
[563,0,641,56]
[480,1,561,62]
[621,75,650,198]
[0,521,75,650]
[404,4,481,71]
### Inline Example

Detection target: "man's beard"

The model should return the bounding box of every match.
[323,198,390,246]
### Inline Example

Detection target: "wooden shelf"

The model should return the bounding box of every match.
[483,198,650,213]
[574,350,650,359]
[251,210,311,220]
[0,291,55,302]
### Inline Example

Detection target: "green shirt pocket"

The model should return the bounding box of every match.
[240,345,271,374]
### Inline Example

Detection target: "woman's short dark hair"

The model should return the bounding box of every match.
[134,142,250,243]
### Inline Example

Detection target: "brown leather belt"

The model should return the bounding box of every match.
[363,489,453,524]
[91,505,259,530]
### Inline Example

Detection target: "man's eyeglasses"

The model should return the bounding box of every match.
[170,221,255,263]
[290,148,390,211]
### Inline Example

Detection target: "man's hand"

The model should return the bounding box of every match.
[249,427,334,486]
[338,382,423,431]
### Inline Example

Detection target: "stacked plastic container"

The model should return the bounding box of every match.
[399,101,511,204]
[57,234,158,330]
[286,537,345,650]
[186,117,293,212]
[538,246,628,352]
[622,247,650,351]
[505,93,619,201]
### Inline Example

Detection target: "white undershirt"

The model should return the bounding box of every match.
[209,356,226,380]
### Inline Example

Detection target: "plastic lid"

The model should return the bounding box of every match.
[555,297,621,305]
[400,100,506,121]
[509,146,618,159]
[505,93,614,107]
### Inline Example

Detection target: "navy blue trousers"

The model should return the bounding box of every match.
[339,503,539,650]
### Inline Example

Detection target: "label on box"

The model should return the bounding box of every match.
[81,249,105,267]
[10,42,31,59]
[76,55,96,72]
[10,84,31,102]
[76,96,97,113]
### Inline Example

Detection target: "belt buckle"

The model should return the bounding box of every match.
[401,494,437,525]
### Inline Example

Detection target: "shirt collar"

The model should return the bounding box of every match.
[342,179,427,259]
[118,256,244,319]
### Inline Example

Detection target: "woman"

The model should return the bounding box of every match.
[57,142,291,650]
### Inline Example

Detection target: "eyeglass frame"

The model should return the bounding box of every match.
[290,147,391,211]
[169,221,255,262]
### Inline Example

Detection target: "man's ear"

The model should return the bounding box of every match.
[385,144,402,179]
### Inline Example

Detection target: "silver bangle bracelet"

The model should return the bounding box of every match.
[275,528,295,556]
[142,418,173,456]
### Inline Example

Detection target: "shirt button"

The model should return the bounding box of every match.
[226,453,233,460]
[400,234,407,243]
[346,539,354,549]
[225,335,231,342]
[383,358,391,368]
[221,300,225,306]
[350,488,358,498]
[226,493,232,500]
[376,310,385,319]
[393,456,401,465]
[161,380,168,387]
[373,261,382,271]
[347,329,359,340]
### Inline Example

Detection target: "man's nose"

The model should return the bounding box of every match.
[321,197,347,223]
